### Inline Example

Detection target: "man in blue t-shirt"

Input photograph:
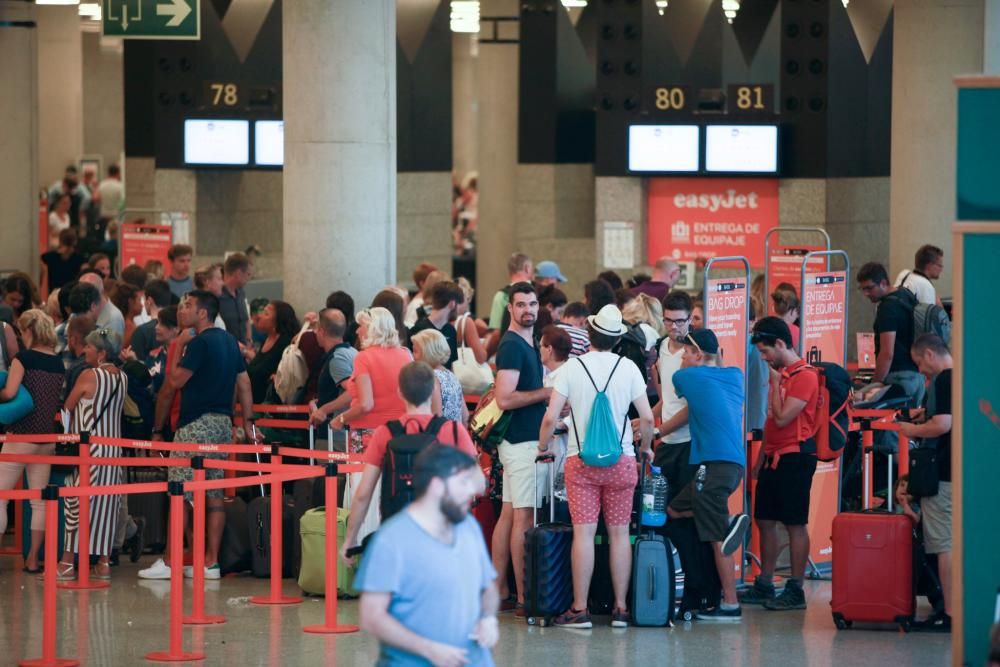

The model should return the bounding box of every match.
[140,290,255,582]
[356,444,498,666]
[668,329,749,622]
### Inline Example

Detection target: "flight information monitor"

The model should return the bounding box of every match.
[705,125,779,174]
[627,125,700,173]
[183,119,250,166]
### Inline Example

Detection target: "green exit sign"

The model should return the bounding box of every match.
[103,0,200,40]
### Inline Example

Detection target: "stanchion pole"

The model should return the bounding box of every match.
[19,485,79,667]
[304,464,359,634]
[60,433,108,591]
[146,482,205,662]
[184,457,225,625]
[897,429,909,477]
[744,430,764,582]
[250,445,301,606]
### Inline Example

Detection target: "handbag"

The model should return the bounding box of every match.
[0,370,34,425]
[469,385,511,454]
[452,314,494,395]
[906,445,939,498]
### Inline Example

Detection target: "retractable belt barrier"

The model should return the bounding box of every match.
[0,430,366,665]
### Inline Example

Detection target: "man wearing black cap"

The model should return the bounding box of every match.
[666,328,749,622]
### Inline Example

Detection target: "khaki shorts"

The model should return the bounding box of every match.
[497,440,548,509]
[920,481,952,554]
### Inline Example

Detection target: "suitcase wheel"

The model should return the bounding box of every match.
[899,620,911,633]
[682,610,694,622]
[832,614,851,630]
[526,616,537,626]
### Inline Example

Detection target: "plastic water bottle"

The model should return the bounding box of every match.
[641,466,668,527]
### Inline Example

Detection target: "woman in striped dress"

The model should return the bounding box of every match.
[58,329,127,581]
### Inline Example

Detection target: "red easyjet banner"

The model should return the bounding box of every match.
[766,246,826,315]
[121,223,172,271]
[705,278,748,375]
[647,178,778,267]
[801,271,847,365]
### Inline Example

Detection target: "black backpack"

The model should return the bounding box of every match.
[613,324,650,384]
[379,417,457,520]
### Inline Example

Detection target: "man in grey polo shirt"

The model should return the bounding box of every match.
[219,252,252,346]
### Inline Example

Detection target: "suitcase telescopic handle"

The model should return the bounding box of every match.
[648,563,655,601]
[534,453,556,526]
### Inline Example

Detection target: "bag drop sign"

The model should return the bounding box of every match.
[647,178,778,267]
[705,278,748,375]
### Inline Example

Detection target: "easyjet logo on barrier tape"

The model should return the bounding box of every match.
[130,440,153,449]
[197,444,220,452]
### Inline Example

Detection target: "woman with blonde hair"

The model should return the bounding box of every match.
[411,328,468,424]
[58,328,127,581]
[0,310,66,573]
[621,293,665,401]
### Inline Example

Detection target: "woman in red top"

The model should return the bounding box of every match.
[331,307,412,437]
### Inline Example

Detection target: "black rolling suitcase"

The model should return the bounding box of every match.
[524,455,573,626]
[219,496,252,575]
[127,466,168,553]
[248,494,296,578]
[664,516,721,621]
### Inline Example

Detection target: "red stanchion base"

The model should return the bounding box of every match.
[18,659,79,667]
[145,650,205,662]
[57,581,110,591]
[249,595,302,606]
[182,615,226,625]
[303,624,359,635]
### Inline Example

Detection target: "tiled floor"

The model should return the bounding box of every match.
[0,555,950,666]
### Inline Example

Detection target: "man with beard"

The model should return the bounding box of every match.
[356,444,499,667]
[741,316,820,611]
[492,282,552,617]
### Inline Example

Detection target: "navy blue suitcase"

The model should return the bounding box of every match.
[524,457,573,625]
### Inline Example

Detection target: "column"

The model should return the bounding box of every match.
[0,1,39,274]
[889,0,984,299]
[36,4,84,186]
[283,0,396,310]
[475,0,520,317]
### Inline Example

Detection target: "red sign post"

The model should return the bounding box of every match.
[647,178,778,267]
[120,223,172,271]
[763,227,830,315]
[800,271,848,364]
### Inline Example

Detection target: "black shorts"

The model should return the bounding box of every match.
[754,451,817,526]
[670,461,744,543]
[653,440,697,505]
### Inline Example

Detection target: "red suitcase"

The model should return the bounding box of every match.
[831,449,915,631]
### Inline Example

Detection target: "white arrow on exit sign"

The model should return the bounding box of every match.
[156,0,191,27]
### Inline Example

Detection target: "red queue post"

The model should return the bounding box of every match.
[250,445,302,606]
[184,457,226,625]
[58,433,108,591]
[304,463,359,635]
[20,484,79,667]
[147,481,205,663]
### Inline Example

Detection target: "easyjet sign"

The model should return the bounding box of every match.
[648,178,779,267]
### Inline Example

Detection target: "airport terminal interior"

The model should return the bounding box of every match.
[1,0,999,665]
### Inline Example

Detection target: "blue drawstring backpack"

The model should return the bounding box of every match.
[572,356,629,467]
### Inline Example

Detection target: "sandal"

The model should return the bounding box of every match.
[92,563,111,581]
[55,561,76,582]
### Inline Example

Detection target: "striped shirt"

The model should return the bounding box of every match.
[557,323,590,358]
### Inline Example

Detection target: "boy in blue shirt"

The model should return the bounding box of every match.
[668,329,750,622]
[355,445,499,666]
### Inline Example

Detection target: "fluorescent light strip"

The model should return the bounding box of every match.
[450,1,479,33]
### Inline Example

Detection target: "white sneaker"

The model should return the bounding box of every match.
[183,564,222,580]
[138,558,171,580]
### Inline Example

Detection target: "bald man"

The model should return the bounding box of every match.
[78,270,126,336]
[309,308,358,428]
[632,257,682,302]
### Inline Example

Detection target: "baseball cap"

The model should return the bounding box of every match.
[683,329,720,355]
[535,261,567,283]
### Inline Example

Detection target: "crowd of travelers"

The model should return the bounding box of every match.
[0,234,956,663]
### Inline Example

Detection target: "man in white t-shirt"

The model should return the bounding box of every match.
[894,244,944,306]
[650,291,696,502]
[539,304,654,630]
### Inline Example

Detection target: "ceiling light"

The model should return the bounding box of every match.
[842,0,849,6]
[655,0,667,15]
[450,1,479,33]
[561,0,588,7]
[35,0,79,5]
[722,0,740,23]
